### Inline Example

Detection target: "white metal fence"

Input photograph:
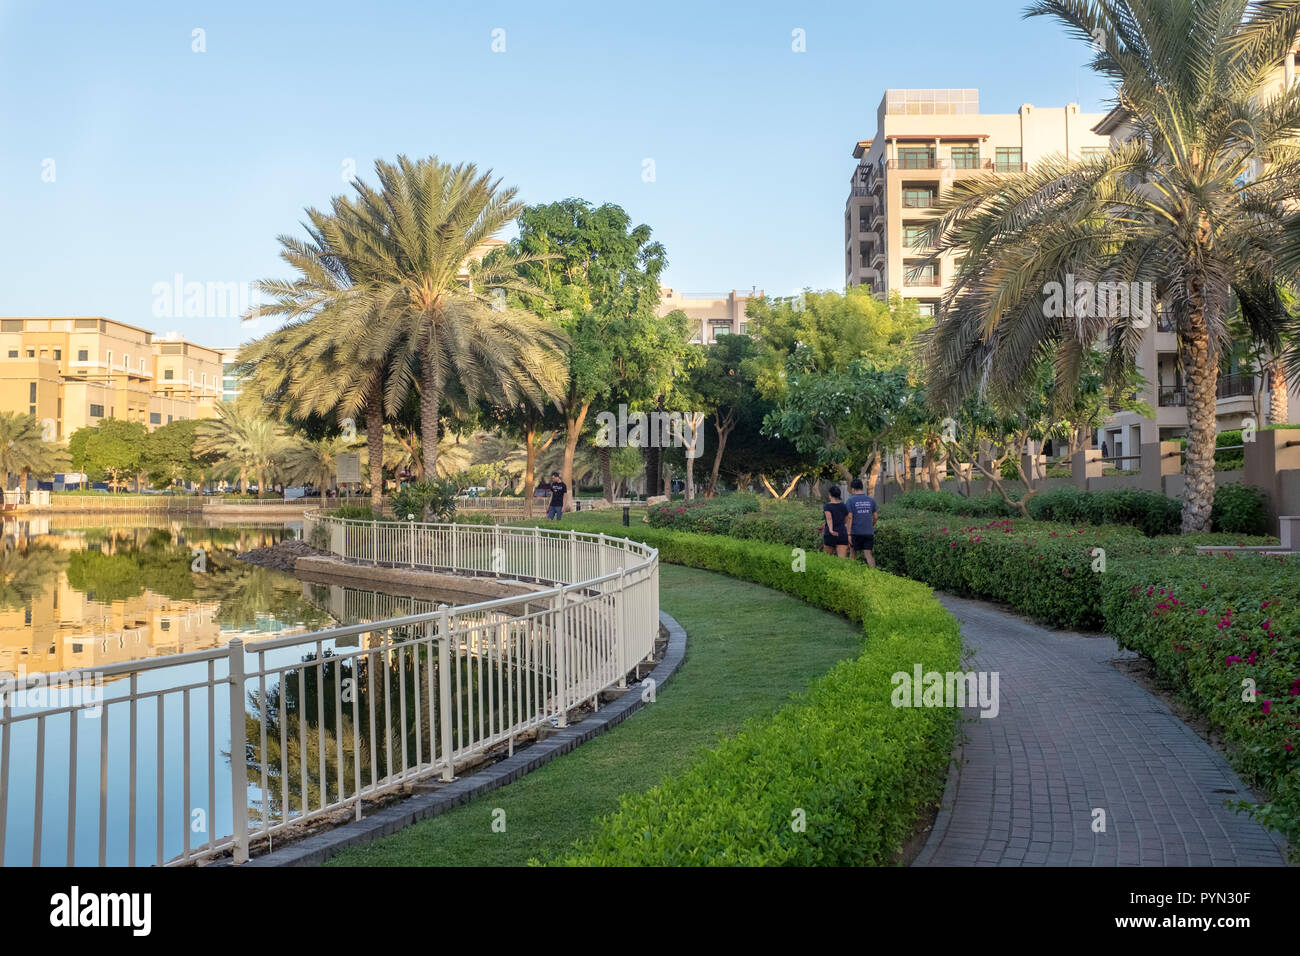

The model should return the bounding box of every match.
[0,515,658,867]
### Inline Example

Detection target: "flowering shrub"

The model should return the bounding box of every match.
[1102,554,1300,853]
[645,494,760,534]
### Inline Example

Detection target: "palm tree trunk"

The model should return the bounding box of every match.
[1181,318,1218,533]
[1268,356,1288,425]
[366,397,384,512]
[420,329,442,486]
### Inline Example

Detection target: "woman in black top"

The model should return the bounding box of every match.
[823,485,849,558]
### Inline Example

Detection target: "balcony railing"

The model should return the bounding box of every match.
[1156,311,1175,332]
[1218,373,1255,400]
[1158,385,1187,407]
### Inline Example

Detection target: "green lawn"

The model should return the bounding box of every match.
[325,562,862,866]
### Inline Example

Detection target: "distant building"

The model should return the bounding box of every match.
[656,288,763,344]
[215,346,243,406]
[845,89,1110,313]
[0,317,223,438]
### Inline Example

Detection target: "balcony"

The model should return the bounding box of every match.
[1158,385,1187,407]
[849,186,872,197]
[1156,311,1175,333]
[1217,373,1255,400]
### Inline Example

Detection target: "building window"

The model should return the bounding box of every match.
[106,350,112,368]
[201,372,206,386]
[90,404,104,418]
[150,412,161,425]
[25,348,34,358]
[902,187,937,208]
[902,223,931,247]
[6,350,15,358]
[167,415,173,424]
[904,261,939,286]
[952,146,980,169]
[29,382,36,402]
[897,146,936,169]
[77,349,88,362]
[123,353,129,370]
[54,349,61,360]
[164,369,174,380]
[995,147,1023,172]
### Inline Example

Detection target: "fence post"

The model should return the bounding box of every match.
[616,566,627,689]
[227,638,249,864]
[568,528,577,583]
[533,526,541,581]
[554,586,568,727]
[371,521,378,565]
[438,604,454,781]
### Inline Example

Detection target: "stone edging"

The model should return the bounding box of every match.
[243,609,687,867]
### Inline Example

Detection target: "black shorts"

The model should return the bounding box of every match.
[851,534,874,552]
[823,531,848,547]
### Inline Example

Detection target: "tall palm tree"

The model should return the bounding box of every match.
[321,156,569,478]
[923,0,1300,532]
[0,412,48,497]
[194,402,290,496]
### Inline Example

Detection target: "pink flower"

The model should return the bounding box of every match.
[1262,700,1273,715]
[1197,609,1208,615]
[1226,656,1244,666]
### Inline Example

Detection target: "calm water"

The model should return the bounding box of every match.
[0,514,484,867]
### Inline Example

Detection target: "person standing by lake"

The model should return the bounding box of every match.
[845,477,877,568]
[822,485,849,558]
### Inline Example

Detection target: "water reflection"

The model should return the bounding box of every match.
[0,518,333,679]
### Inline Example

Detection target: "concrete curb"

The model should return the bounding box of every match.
[242,609,687,867]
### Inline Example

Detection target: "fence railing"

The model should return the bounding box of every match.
[0,515,658,867]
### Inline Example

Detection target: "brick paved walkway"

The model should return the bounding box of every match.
[914,594,1290,867]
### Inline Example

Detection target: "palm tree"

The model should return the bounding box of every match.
[923,0,1300,532]
[280,434,361,495]
[319,156,568,478]
[194,402,289,496]
[0,412,48,498]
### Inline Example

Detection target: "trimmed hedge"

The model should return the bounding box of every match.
[645,494,760,535]
[548,529,962,866]
[1027,487,1181,536]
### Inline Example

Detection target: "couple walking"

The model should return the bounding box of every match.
[822,478,876,567]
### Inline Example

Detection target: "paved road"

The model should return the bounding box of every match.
[914,594,1290,867]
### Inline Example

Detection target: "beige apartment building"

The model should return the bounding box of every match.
[845,89,1110,312]
[656,288,763,344]
[0,316,223,439]
[1095,42,1300,457]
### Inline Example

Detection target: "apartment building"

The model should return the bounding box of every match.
[0,317,223,438]
[1094,42,1300,458]
[845,89,1110,312]
[656,288,763,344]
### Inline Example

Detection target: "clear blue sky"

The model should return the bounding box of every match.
[0,0,1114,348]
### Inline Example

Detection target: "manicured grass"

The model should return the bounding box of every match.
[325,562,862,866]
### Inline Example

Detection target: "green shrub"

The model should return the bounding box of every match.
[548,530,962,866]
[1212,483,1271,536]
[891,488,1018,518]
[331,504,377,521]
[645,494,760,534]
[1100,553,1300,853]
[730,508,823,549]
[391,479,458,522]
[1027,487,1180,536]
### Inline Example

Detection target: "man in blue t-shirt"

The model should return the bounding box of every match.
[845,477,877,567]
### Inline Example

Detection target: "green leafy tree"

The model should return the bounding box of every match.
[924,0,1300,531]
[142,419,204,489]
[511,198,687,505]
[68,418,148,491]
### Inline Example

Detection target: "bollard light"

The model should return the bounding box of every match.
[622,505,630,527]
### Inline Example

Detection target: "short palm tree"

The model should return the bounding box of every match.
[924,0,1300,532]
[194,402,289,496]
[280,434,361,494]
[0,412,49,496]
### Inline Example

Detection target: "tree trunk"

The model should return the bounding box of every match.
[366,387,384,513]
[1180,325,1218,533]
[1268,356,1288,426]
[419,330,442,493]
[707,411,734,497]
[864,441,883,499]
[599,445,613,503]
[644,444,661,497]
[523,422,537,519]
[562,403,589,511]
